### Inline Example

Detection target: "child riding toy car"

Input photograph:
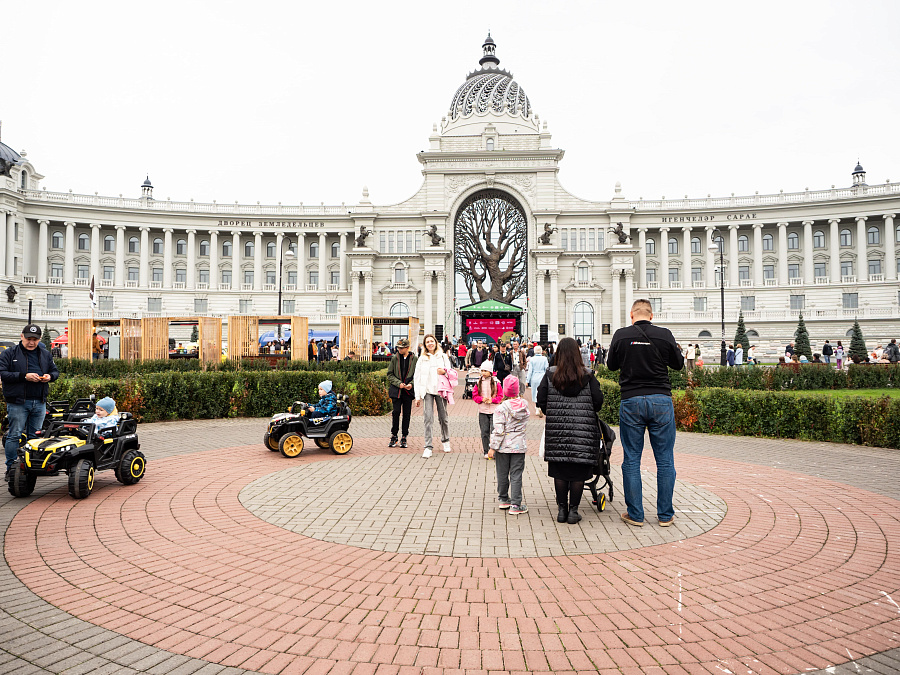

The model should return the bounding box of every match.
[264,381,353,457]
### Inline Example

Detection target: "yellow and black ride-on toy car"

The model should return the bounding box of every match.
[264,395,353,458]
[8,414,146,499]
[0,397,97,449]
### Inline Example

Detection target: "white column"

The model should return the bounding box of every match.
[37,220,48,283]
[549,269,559,331]
[63,221,75,284]
[753,224,763,286]
[115,225,125,286]
[659,227,670,289]
[422,271,433,334]
[339,232,348,291]
[208,230,218,290]
[163,228,173,288]
[537,270,546,326]
[624,269,634,319]
[728,224,739,286]
[884,214,897,281]
[682,226,692,286]
[802,220,814,284]
[777,222,788,284]
[232,232,241,288]
[856,216,867,280]
[297,232,306,289]
[705,226,716,287]
[186,229,197,289]
[318,232,327,289]
[829,218,841,282]
[90,223,101,283]
[139,226,150,287]
[436,270,446,331]
[350,271,359,314]
[611,270,621,334]
[363,271,373,316]
[0,212,8,276]
[6,213,16,276]
[253,231,263,291]
[636,228,646,286]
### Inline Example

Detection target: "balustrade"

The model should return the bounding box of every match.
[841,275,857,283]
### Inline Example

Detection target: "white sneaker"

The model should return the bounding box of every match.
[442,441,452,453]
[422,448,432,458]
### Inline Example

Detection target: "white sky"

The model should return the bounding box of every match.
[4,0,898,206]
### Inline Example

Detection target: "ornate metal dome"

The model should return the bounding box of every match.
[448,36,532,122]
[0,140,22,178]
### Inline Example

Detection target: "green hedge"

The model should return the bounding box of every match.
[55,358,386,378]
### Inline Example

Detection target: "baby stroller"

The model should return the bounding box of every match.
[586,418,616,511]
[462,368,481,399]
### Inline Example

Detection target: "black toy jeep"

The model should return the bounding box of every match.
[264,395,353,457]
[0,397,97,449]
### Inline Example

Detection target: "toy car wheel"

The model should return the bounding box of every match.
[264,432,279,451]
[68,458,95,499]
[279,433,304,458]
[597,493,607,512]
[8,464,36,498]
[314,438,330,449]
[116,449,146,485]
[329,430,353,455]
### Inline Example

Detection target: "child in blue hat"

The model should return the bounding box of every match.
[306,380,339,420]
[85,397,120,435]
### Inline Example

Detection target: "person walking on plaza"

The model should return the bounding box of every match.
[414,334,453,458]
[885,339,900,363]
[0,324,60,481]
[734,343,743,366]
[92,332,103,361]
[472,360,502,459]
[683,343,694,372]
[537,337,604,525]
[387,338,416,448]
[606,299,685,527]
[525,344,549,417]
[822,339,834,365]
[835,340,845,369]
[578,339,591,369]
[489,375,530,514]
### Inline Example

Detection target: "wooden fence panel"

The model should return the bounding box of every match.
[121,319,141,362]
[67,319,95,361]
[408,317,420,354]
[340,316,373,361]
[198,317,222,365]
[140,318,170,361]
[290,316,309,361]
[228,316,259,360]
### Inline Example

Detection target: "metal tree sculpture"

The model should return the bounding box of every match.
[454,190,527,303]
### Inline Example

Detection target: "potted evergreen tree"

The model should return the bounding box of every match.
[733,310,749,362]
[794,314,812,361]
[849,319,867,361]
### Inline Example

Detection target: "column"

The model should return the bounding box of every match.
[363,271,373,316]
[705,226,716,287]
[624,269,634,319]
[275,232,285,292]
[114,225,125,286]
[0,212,7,277]
[829,218,840,282]
[659,227,669,289]
[6,213,16,276]
[682,226,692,287]
[339,232,348,291]
[90,223,101,282]
[350,271,359,314]
[253,231,263,291]
[436,270,446,330]
[611,270,621,335]
[37,220,48,283]
[802,220,814,284]
[208,230,218,290]
[856,216,867,280]
[885,214,897,281]
[186,229,197,289]
[232,232,241,288]
[636,228,646,286]
[777,222,788,284]
[753,224,763,286]
[318,232,327,289]
[536,270,546,326]
[63,221,75,284]
[297,232,306,289]
[422,271,433,334]
[139,226,150,287]
[728,224,739,285]
[163,228,173,288]
[549,269,559,331]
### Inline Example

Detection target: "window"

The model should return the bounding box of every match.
[867,226,880,245]
[147,297,162,312]
[51,232,63,248]
[239,299,253,314]
[153,238,163,254]
[20,170,26,189]
[814,262,826,278]
[788,263,800,279]
[243,270,254,285]
[221,270,231,285]
[668,238,679,255]
[199,269,209,284]
[842,293,858,309]
[580,230,586,251]
[176,239,187,255]
[282,300,295,314]
[645,238,656,255]
[379,233,385,253]
[698,330,712,338]
[396,234,404,253]
[739,265,750,280]
[573,302,594,342]
[389,302,410,346]
[578,264,589,282]
[77,264,89,279]
[693,297,707,312]
[50,263,63,278]
[194,299,208,314]
[394,266,406,283]
[896,224,900,243]
[267,241,276,257]
[691,237,701,254]
[668,268,679,283]
[746,329,759,339]
[562,230,568,250]
[406,231,413,253]
[244,241,254,257]
[840,229,852,246]
[98,296,113,312]
[266,270,276,285]
[175,268,186,284]
[329,271,338,286]
[813,231,825,248]
[790,295,805,311]
[309,270,318,286]
[589,230,595,250]
[486,138,494,151]
[325,299,338,314]
[646,268,657,284]
[841,261,853,277]
[199,240,209,256]
[738,235,749,252]
[763,234,774,251]
[648,298,662,313]
[222,240,232,256]
[741,296,756,312]
[388,232,394,253]
[47,294,63,309]
[78,233,89,250]
[331,242,339,258]
[763,265,775,279]
[787,232,799,250]
[152,267,163,282]
[104,235,115,252]
[127,267,139,281]
[103,265,114,280]
[287,270,297,285]
[868,259,882,275]
[309,242,318,258]
[692,267,702,282]
[129,237,139,253]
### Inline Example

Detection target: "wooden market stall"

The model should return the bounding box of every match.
[340,316,420,360]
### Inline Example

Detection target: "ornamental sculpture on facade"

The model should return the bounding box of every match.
[611,222,630,245]
[537,223,557,245]
[354,225,370,248]
[427,224,445,247]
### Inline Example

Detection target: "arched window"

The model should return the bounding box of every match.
[691,237,701,254]
[394,265,406,283]
[846,329,855,338]
[645,238,656,255]
[840,229,852,246]
[813,230,825,248]
[578,263,589,283]
[199,240,209,256]
[20,170,27,190]
[176,239,187,255]
[746,329,759,338]
[486,138,494,151]
[698,330,712,338]
[128,237,139,253]
[787,232,799,249]
[244,241,254,257]
[309,242,319,258]
[77,233,89,250]
[222,240,232,256]
[573,301,594,342]
[668,238,679,255]
[331,242,339,258]
[153,238,163,254]
[266,241,276,257]
[867,226,880,245]
[763,233,774,251]
[738,235,749,252]
[103,235,115,252]
[389,302,410,347]
[51,231,63,248]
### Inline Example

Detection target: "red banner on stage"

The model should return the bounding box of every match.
[466,318,517,341]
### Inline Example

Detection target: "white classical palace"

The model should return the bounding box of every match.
[1,35,898,350]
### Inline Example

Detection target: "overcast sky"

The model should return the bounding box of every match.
[4,0,898,207]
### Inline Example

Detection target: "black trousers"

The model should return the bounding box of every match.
[391,395,413,437]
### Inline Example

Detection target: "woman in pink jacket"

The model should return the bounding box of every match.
[472,360,503,459]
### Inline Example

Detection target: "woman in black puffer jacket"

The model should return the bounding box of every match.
[537,337,604,524]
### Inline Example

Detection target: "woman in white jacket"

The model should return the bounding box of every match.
[414,334,453,458]
[525,344,549,417]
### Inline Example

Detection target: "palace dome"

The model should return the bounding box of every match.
[0,140,22,177]
[447,35,532,122]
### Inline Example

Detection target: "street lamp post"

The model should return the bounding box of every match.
[277,245,295,338]
[708,229,727,366]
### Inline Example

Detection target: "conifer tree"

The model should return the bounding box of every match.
[794,313,812,360]
[190,325,199,342]
[849,319,867,360]
[733,311,749,356]
[41,324,52,350]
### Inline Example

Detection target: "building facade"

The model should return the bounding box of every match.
[1,36,899,352]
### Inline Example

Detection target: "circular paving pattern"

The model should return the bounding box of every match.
[240,453,727,557]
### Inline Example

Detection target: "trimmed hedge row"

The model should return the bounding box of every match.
[55,358,387,378]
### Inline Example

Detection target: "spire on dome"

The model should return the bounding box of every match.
[479,32,499,67]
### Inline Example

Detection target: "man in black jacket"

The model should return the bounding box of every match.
[606,300,684,528]
[822,340,833,365]
[0,324,60,480]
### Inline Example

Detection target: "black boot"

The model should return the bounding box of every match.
[400,437,407,448]
[567,507,582,524]
[388,436,398,448]
[557,501,568,523]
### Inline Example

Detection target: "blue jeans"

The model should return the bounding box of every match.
[619,394,676,522]
[5,400,46,470]
[824,355,831,364]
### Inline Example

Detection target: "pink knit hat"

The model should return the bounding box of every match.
[502,374,519,397]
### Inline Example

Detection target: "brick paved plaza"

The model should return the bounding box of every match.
[2,386,900,674]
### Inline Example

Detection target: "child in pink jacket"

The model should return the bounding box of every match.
[472,360,503,459]
[489,375,530,514]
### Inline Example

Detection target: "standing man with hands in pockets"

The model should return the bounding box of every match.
[606,300,684,527]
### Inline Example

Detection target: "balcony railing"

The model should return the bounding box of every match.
[23,275,35,284]
[645,281,659,289]
[841,275,857,283]
[691,280,705,289]
[815,276,829,284]
[306,284,319,291]
[219,283,231,290]
[327,284,340,291]
[869,273,885,282]
[740,279,753,287]
[74,278,89,286]
[263,284,276,291]
[669,281,682,289]
[240,283,254,291]
[100,279,114,287]
[173,282,186,289]
[788,277,803,286]
[150,281,162,289]
[283,284,296,291]
[125,280,138,288]
[764,278,778,286]
[389,282,408,289]
[49,276,63,285]
[196,283,209,290]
